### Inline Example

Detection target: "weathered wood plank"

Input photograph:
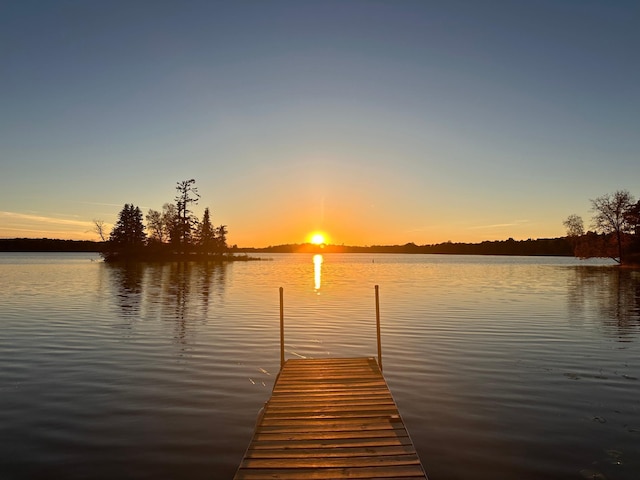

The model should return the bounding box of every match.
[252,430,411,443]
[245,445,418,459]
[267,395,395,405]
[234,464,426,479]
[270,390,389,398]
[240,454,422,469]
[256,421,406,434]
[247,436,415,450]
[257,422,405,433]
[233,357,427,480]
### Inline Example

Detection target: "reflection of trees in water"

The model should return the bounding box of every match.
[197,261,226,312]
[567,267,640,339]
[106,261,227,344]
[164,262,226,316]
[165,262,216,344]
[107,262,145,318]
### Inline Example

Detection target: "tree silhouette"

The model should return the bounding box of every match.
[563,214,584,238]
[159,203,179,245]
[146,209,165,243]
[109,204,146,247]
[216,224,228,252]
[625,200,640,255]
[563,214,585,256]
[590,190,635,263]
[92,219,107,242]
[174,179,200,248]
[99,179,239,262]
[197,207,216,252]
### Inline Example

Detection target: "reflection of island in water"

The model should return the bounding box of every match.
[105,261,227,344]
[568,267,640,340]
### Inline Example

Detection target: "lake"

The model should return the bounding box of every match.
[1,252,639,480]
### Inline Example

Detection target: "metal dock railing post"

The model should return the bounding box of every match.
[375,284,382,372]
[234,285,431,480]
[279,285,382,371]
[279,286,285,370]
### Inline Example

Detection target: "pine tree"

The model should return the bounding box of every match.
[197,207,216,252]
[174,179,199,247]
[216,224,228,252]
[109,204,147,247]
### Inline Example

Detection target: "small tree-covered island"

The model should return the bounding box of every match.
[101,179,250,263]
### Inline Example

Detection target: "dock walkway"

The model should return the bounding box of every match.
[233,357,427,479]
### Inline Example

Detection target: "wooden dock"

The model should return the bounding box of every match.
[233,357,427,479]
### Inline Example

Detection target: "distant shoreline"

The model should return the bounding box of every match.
[0,238,102,252]
[0,237,574,257]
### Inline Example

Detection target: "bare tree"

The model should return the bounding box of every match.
[162,203,179,244]
[92,219,107,242]
[146,209,165,243]
[563,214,584,238]
[590,190,635,263]
[563,214,585,257]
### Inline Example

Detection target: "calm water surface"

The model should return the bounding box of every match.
[1,253,639,479]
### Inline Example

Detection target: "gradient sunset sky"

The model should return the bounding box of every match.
[2,1,638,247]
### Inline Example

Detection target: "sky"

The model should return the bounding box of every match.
[1,0,639,247]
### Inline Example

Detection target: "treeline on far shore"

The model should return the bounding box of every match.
[240,237,574,256]
[0,238,105,252]
[1,236,573,256]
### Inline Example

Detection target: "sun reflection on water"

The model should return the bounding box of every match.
[313,254,323,292]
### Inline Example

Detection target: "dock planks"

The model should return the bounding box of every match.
[233,357,427,480]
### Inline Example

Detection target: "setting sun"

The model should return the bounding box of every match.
[309,232,327,245]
